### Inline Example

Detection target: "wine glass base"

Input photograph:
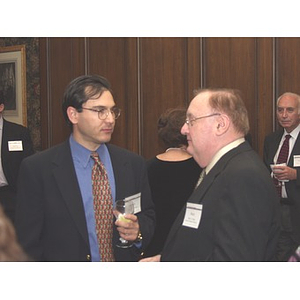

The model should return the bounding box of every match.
[116,243,134,249]
[116,237,134,248]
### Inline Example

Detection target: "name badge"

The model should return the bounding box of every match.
[125,192,141,214]
[182,202,203,229]
[294,155,300,167]
[8,141,23,151]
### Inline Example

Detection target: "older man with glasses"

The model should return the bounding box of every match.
[141,88,280,262]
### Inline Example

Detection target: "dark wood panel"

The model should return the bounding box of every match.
[276,37,300,96]
[140,38,192,159]
[275,38,300,132]
[203,37,258,150]
[87,38,139,153]
[39,37,298,160]
[186,38,202,99]
[256,38,274,156]
[40,37,86,149]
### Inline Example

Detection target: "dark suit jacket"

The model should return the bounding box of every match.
[161,142,281,261]
[0,118,34,221]
[1,118,34,189]
[263,128,300,243]
[15,140,155,262]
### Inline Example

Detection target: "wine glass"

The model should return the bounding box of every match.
[271,162,289,183]
[113,199,134,248]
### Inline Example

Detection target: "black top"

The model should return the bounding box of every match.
[144,156,201,257]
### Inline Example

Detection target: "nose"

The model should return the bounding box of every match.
[105,110,115,123]
[181,123,188,135]
[282,109,289,117]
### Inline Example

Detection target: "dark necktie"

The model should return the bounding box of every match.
[91,151,114,262]
[273,134,291,197]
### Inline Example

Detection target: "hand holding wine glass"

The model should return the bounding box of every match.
[113,199,135,248]
[271,162,289,182]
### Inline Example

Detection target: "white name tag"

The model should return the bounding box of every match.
[294,155,300,167]
[125,192,141,214]
[182,202,203,229]
[8,140,23,151]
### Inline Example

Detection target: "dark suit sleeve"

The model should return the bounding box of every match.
[109,145,155,261]
[263,135,272,172]
[135,159,156,250]
[15,156,44,260]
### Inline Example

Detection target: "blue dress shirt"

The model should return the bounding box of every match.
[69,135,116,261]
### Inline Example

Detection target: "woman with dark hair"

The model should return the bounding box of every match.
[143,108,201,257]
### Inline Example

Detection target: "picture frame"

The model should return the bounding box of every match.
[0,45,27,126]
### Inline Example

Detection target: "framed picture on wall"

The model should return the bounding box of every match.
[0,45,27,126]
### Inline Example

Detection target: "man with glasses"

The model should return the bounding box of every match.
[15,75,155,262]
[141,88,280,262]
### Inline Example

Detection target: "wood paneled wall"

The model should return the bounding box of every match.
[40,37,300,159]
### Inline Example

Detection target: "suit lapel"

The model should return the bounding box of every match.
[106,144,128,200]
[51,141,90,246]
[289,131,300,166]
[1,119,11,158]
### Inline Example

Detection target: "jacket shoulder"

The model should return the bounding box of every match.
[107,144,144,160]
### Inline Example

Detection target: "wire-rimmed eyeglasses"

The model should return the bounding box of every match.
[185,113,220,127]
[81,106,121,120]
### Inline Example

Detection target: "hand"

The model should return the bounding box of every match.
[139,254,161,262]
[273,165,297,181]
[115,214,139,241]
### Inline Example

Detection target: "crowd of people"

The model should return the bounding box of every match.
[0,75,299,262]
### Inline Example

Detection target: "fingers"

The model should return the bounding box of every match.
[115,214,139,241]
[139,255,161,262]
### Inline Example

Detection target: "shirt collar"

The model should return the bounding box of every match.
[284,124,300,140]
[69,134,107,168]
[206,137,245,174]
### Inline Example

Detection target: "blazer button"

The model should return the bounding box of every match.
[86,254,91,261]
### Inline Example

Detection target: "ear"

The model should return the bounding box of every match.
[215,114,230,135]
[0,104,4,113]
[66,106,79,125]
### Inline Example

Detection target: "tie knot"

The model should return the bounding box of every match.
[285,134,291,140]
[91,151,100,163]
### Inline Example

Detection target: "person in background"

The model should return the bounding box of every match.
[263,92,300,261]
[141,88,280,262]
[15,75,155,262]
[0,204,29,261]
[0,91,34,223]
[143,108,201,257]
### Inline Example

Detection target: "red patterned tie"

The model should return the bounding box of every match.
[273,134,291,197]
[91,151,114,262]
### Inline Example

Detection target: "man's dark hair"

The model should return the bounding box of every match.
[62,74,113,126]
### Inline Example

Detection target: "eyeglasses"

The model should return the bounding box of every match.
[185,113,220,127]
[81,107,121,120]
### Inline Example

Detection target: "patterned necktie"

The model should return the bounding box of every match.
[273,134,291,197]
[194,168,206,189]
[91,151,114,262]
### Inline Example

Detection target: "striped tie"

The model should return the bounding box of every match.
[91,152,114,262]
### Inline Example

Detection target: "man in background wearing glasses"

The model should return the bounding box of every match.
[141,88,280,262]
[15,75,155,262]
